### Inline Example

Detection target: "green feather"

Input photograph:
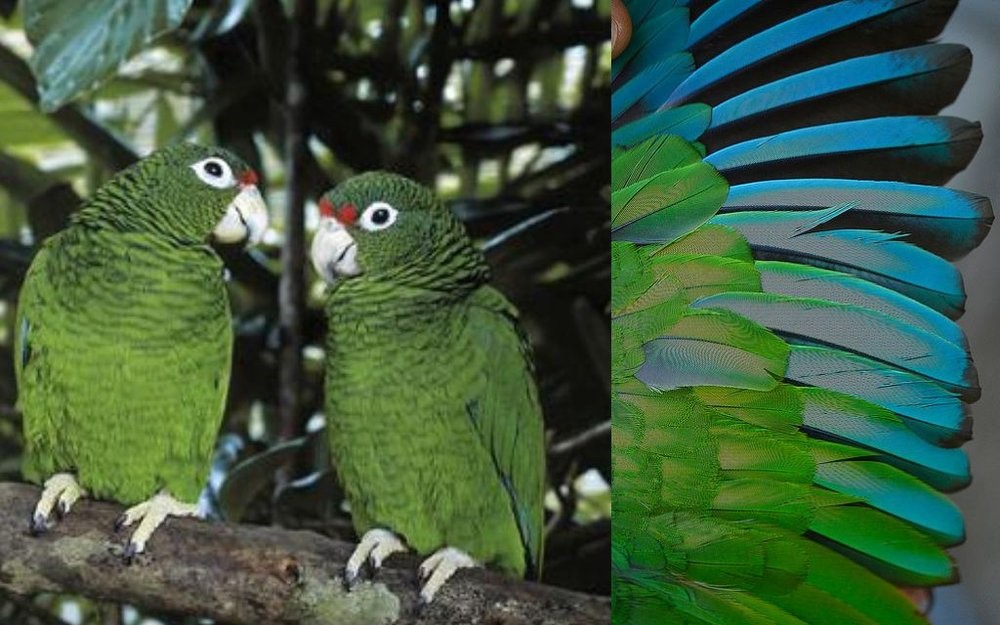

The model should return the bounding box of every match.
[637,308,788,391]
[612,160,728,243]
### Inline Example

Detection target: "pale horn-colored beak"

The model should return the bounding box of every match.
[310,217,361,283]
[214,184,269,246]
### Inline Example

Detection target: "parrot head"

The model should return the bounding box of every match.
[85,142,269,246]
[311,172,483,286]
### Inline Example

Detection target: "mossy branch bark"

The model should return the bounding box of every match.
[0,483,609,624]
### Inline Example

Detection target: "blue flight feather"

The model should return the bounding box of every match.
[710,44,970,132]
[704,116,978,176]
[692,292,976,390]
[722,178,992,259]
[710,207,966,316]
[612,103,711,148]
[666,0,908,106]
[687,0,766,48]
[723,179,988,221]
[757,261,965,348]
[788,346,969,442]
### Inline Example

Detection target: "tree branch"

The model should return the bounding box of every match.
[0,483,609,624]
[550,420,610,458]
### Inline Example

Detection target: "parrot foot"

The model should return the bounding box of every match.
[344,528,408,588]
[417,547,479,604]
[115,492,200,562]
[30,473,86,535]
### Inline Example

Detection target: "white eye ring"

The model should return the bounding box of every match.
[359,201,398,232]
[191,157,236,189]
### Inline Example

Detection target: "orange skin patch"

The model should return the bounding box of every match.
[612,0,632,59]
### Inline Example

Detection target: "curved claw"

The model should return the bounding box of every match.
[122,542,139,565]
[29,512,49,536]
[344,529,408,589]
[29,473,85,536]
[116,492,200,562]
[344,568,362,590]
[417,547,479,604]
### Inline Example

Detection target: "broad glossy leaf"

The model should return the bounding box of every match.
[217,436,308,522]
[24,0,193,111]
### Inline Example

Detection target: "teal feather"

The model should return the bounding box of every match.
[814,459,964,544]
[692,291,977,391]
[668,1,918,106]
[704,116,982,185]
[756,262,965,348]
[612,103,712,148]
[722,179,991,259]
[788,346,971,442]
[711,207,967,316]
[800,388,970,492]
[612,53,694,121]
[612,7,690,83]
[613,1,989,623]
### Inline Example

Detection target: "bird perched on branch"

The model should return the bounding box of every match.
[611,1,992,623]
[16,143,268,559]
[310,172,546,603]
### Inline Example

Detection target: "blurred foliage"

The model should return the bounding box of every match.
[0,0,609,621]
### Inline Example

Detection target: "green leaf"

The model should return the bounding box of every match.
[24,0,193,111]
[154,93,177,148]
[217,436,307,522]
[0,111,67,147]
[0,83,67,149]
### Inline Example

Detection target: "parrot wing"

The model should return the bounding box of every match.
[612,1,991,624]
[15,241,59,481]
[465,285,547,578]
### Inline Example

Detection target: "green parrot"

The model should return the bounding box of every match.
[16,142,268,559]
[310,172,546,603]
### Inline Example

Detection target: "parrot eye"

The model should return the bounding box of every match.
[359,201,398,232]
[191,157,236,189]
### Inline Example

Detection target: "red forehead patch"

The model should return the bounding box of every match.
[318,197,336,218]
[239,169,259,186]
[318,198,358,225]
[338,202,359,226]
